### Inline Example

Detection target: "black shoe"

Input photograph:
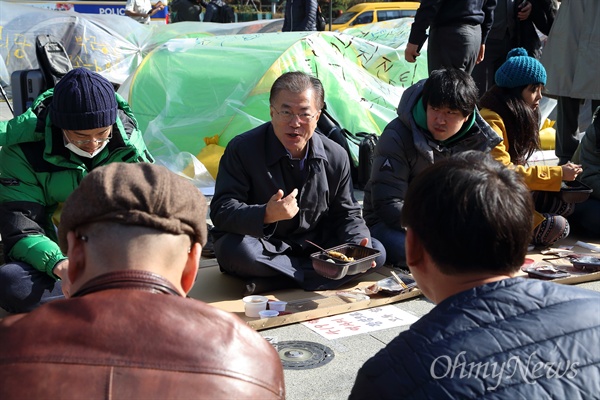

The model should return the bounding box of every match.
[201,225,215,258]
[243,276,297,296]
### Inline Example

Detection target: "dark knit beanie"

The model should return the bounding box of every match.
[51,68,118,130]
[495,48,547,88]
[58,163,208,253]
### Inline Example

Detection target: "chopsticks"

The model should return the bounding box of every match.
[390,270,408,290]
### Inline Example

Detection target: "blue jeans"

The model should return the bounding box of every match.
[368,222,406,266]
[0,262,64,313]
[569,198,600,237]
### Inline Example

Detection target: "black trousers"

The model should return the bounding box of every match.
[556,97,600,164]
[472,34,513,98]
[427,24,481,75]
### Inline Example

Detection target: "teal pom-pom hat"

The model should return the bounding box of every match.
[495,48,547,88]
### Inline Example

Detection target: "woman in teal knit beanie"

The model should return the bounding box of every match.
[480,47,583,247]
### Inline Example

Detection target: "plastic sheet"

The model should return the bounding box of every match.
[122,29,427,191]
[1,3,429,192]
[0,2,285,87]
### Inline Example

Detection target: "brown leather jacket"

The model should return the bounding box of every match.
[0,271,285,399]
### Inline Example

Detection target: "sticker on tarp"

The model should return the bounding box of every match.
[302,305,419,340]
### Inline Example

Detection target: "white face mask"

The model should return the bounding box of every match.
[64,140,108,158]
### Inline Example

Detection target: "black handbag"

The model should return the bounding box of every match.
[316,6,327,31]
[356,133,379,190]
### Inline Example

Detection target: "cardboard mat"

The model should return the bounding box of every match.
[189,237,600,331]
[517,238,600,284]
[188,260,421,330]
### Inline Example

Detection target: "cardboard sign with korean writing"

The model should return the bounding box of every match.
[302,305,419,339]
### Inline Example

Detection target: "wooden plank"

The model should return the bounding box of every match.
[192,237,600,331]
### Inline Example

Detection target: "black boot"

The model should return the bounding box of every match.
[243,276,298,296]
[201,224,215,258]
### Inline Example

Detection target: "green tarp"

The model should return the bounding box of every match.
[1,2,428,191]
[124,26,427,190]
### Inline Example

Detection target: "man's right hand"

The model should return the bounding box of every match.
[476,44,486,64]
[404,42,420,63]
[517,1,532,20]
[264,188,299,224]
[52,259,71,298]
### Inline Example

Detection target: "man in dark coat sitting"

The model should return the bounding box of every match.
[350,151,600,399]
[210,71,386,295]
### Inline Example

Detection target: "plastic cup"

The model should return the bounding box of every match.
[259,310,279,318]
[268,301,287,312]
[242,295,268,317]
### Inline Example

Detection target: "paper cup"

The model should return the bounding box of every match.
[268,301,287,312]
[259,310,279,318]
[242,295,268,317]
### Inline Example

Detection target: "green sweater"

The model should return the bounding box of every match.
[0,89,154,277]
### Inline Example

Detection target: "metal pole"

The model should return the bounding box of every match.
[328,0,332,30]
[0,80,14,117]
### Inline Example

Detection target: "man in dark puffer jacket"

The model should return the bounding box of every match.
[282,0,318,31]
[350,151,600,399]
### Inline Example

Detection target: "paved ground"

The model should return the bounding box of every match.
[1,98,599,399]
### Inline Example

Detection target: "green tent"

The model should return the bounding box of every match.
[0,3,428,190]
[123,25,427,189]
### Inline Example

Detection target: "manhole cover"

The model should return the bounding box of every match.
[276,340,334,370]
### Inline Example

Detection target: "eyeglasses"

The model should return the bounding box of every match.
[271,106,319,124]
[63,128,112,146]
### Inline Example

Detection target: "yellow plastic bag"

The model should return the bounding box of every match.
[195,135,225,180]
[539,119,555,150]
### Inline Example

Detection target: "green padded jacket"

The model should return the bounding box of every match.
[0,89,154,277]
